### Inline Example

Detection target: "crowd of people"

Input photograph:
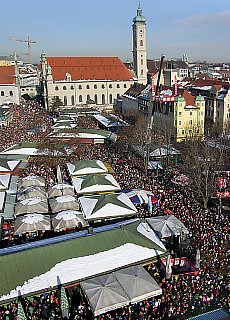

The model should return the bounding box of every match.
[0,101,52,153]
[0,290,61,320]
[0,107,229,319]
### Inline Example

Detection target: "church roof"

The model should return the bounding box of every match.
[45,57,134,82]
[0,66,16,85]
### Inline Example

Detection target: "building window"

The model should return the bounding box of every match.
[179,112,182,116]
[1,91,4,96]
[124,84,127,88]
[182,130,185,135]
[71,95,74,105]
[9,91,13,96]
[64,96,67,105]
[117,94,120,99]
[102,84,105,89]
[109,94,113,104]
[70,85,74,90]
[94,85,97,89]
[87,94,90,102]
[189,130,192,134]
[79,85,82,90]
[179,120,182,125]
[63,86,67,90]
[189,120,193,125]
[140,40,143,46]
[79,95,83,103]
[141,69,143,75]
[94,94,98,104]
[102,94,105,104]
[117,84,120,88]
[55,86,59,91]
[141,59,143,65]
[190,111,192,116]
[109,84,112,89]
[86,85,90,89]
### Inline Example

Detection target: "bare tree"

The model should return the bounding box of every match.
[179,135,228,208]
[50,96,63,115]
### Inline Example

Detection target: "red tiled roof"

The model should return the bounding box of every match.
[0,66,16,84]
[183,90,196,106]
[46,57,134,81]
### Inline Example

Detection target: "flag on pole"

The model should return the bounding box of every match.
[61,286,70,319]
[57,165,62,184]
[17,301,27,320]
[148,196,153,214]
[174,75,178,96]
[152,73,155,100]
[195,249,201,269]
[165,254,172,280]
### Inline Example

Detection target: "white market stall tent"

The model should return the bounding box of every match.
[72,174,120,195]
[79,193,137,220]
[81,265,162,316]
[49,195,80,214]
[146,215,189,238]
[67,160,108,176]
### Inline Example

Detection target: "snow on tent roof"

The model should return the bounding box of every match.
[149,145,181,157]
[72,174,120,195]
[0,220,166,303]
[0,143,40,156]
[67,160,108,176]
[79,193,137,220]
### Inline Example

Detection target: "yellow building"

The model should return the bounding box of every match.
[174,93,205,142]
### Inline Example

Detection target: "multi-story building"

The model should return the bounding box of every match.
[0,66,20,105]
[40,55,135,111]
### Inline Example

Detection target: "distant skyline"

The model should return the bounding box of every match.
[1,0,230,64]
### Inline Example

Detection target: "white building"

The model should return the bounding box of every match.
[0,66,20,105]
[41,55,135,111]
[132,4,148,85]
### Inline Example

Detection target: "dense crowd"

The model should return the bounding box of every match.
[0,101,52,152]
[0,109,229,318]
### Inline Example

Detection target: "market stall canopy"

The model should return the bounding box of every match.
[148,161,163,170]
[48,184,75,199]
[149,145,181,158]
[17,186,47,201]
[15,197,49,216]
[14,214,51,235]
[113,265,162,303]
[0,174,11,190]
[146,215,189,238]
[49,195,79,214]
[81,265,162,316]
[125,189,158,205]
[18,175,46,189]
[81,273,129,316]
[0,219,166,302]
[72,174,120,195]
[0,158,20,173]
[171,174,189,186]
[51,210,86,231]
[67,160,108,176]
[79,193,137,220]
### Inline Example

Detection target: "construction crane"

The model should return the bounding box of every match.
[9,35,36,64]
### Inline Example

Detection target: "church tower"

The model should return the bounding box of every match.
[132,3,148,84]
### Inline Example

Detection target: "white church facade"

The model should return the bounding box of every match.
[40,4,148,110]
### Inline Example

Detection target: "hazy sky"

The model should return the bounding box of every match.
[1,0,230,63]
